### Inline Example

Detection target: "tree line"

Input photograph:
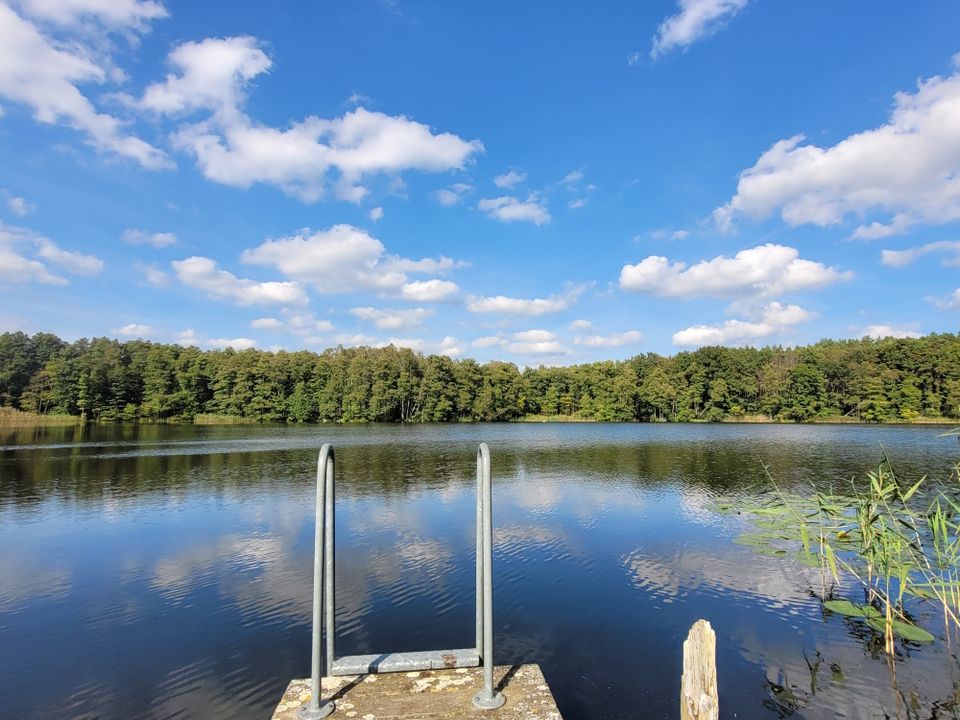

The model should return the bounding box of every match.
[1,331,959,423]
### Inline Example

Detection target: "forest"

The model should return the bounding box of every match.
[0,331,958,424]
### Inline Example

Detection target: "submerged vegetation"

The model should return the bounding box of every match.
[1,331,959,424]
[725,452,960,657]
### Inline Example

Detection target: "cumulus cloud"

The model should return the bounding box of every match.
[18,0,168,30]
[0,221,102,284]
[36,238,103,275]
[478,195,550,225]
[3,191,33,217]
[933,289,960,310]
[206,337,257,350]
[439,336,463,357]
[569,198,588,210]
[123,228,177,248]
[241,224,462,299]
[505,329,569,356]
[136,37,482,201]
[714,54,960,238]
[649,228,690,240]
[880,241,960,268]
[369,206,384,222]
[433,182,473,206]
[858,324,922,340]
[569,319,592,330]
[620,243,851,299]
[171,256,306,305]
[494,169,526,188]
[574,330,644,348]
[672,302,814,347]
[0,3,169,168]
[349,306,432,330]
[467,285,585,316]
[651,0,749,58]
[112,323,153,337]
[399,279,459,302]
[136,262,169,286]
[250,317,283,330]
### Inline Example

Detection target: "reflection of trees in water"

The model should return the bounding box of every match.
[2,425,953,509]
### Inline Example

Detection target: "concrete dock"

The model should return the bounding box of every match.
[271,664,562,720]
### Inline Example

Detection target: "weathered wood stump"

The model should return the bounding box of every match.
[680,619,718,720]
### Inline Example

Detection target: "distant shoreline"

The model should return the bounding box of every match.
[2,408,956,428]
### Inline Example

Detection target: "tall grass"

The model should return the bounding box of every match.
[730,457,960,655]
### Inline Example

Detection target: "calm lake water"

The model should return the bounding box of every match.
[2,423,959,720]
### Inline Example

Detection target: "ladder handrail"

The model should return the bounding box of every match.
[301,443,504,719]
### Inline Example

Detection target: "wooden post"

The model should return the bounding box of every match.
[681,619,718,720]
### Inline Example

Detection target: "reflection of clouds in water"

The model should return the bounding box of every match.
[622,545,814,611]
[0,551,71,612]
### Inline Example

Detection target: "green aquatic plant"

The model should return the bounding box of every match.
[724,459,960,654]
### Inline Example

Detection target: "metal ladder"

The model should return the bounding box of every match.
[299,443,505,720]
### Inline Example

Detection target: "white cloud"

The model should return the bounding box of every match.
[123,229,177,248]
[332,333,376,347]
[569,319,592,330]
[383,337,424,351]
[561,170,584,186]
[651,0,749,58]
[36,239,103,275]
[433,189,462,206]
[4,192,32,217]
[0,220,100,284]
[113,323,153,337]
[505,329,569,356]
[569,198,588,210]
[349,306,432,330]
[467,285,585,316]
[494,169,526,188]
[0,3,169,168]
[627,51,642,67]
[473,333,572,358]
[933,289,960,310]
[650,228,690,240]
[241,224,462,298]
[714,54,960,238]
[439,336,463,357]
[19,0,168,30]
[277,310,334,336]
[369,206,384,222]
[478,195,550,225]
[138,37,482,201]
[672,302,814,347]
[620,243,851,299]
[175,329,200,345]
[880,241,960,268]
[574,330,644,348]
[858,324,922,340]
[206,337,257,350]
[399,279,459,302]
[171,256,306,305]
[433,183,473,206]
[250,317,283,330]
[136,262,169,286]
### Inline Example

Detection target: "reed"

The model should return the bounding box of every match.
[728,457,960,654]
[0,407,78,426]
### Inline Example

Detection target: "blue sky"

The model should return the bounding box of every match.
[1,0,958,364]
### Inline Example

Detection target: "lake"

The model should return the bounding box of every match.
[1,423,959,720]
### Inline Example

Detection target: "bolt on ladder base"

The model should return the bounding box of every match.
[297,701,334,720]
[473,691,507,710]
